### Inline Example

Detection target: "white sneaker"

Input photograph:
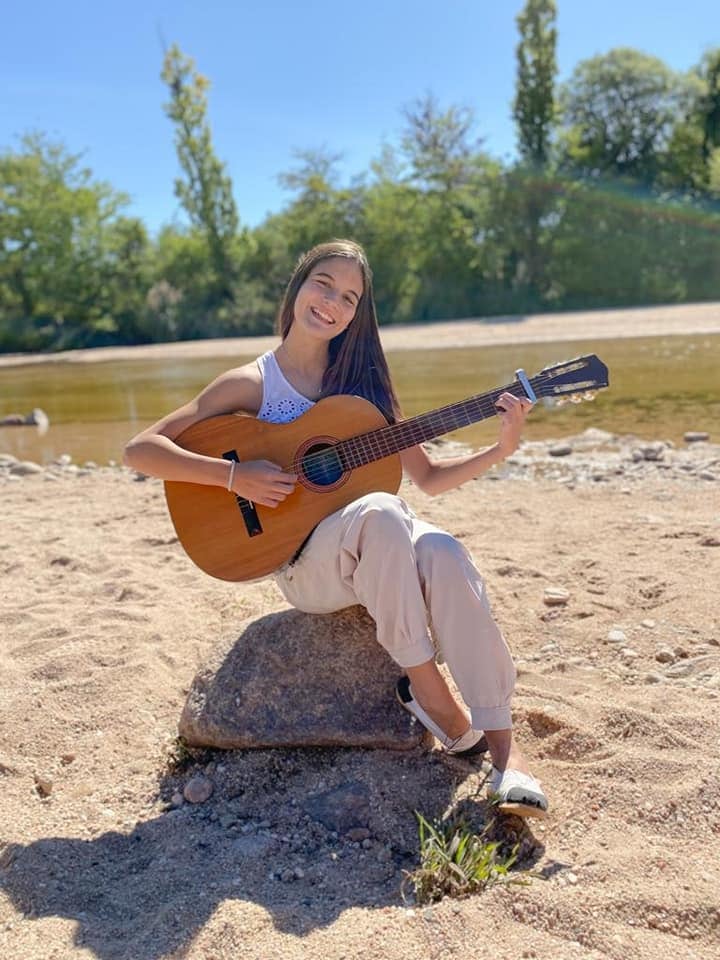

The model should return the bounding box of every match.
[488,767,548,818]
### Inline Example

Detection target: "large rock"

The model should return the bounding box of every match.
[179,605,424,750]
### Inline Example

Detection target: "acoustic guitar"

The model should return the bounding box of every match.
[165,354,609,581]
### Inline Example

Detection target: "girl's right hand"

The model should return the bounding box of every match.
[229,460,297,507]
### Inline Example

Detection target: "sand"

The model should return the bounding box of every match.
[1,306,719,960]
[1,300,719,368]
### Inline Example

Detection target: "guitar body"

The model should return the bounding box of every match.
[165,395,402,582]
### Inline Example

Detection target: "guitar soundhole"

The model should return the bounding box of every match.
[300,442,344,489]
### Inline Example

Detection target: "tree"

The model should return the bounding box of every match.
[698,49,720,164]
[514,0,557,167]
[392,95,494,320]
[161,44,239,301]
[0,133,141,349]
[509,0,559,307]
[558,48,694,186]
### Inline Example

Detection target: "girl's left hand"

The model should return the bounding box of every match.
[495,392,534,458]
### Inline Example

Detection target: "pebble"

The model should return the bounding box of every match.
[3,430,719,488]
[664,661,696,678]
[655,648,676,664]
[620,647,638,659]
[9,460,43,476]
[33,775,53,797]
[641,619,656,629]
[544,587,570,606]
[183,775,214,804]
[607,629,627,644]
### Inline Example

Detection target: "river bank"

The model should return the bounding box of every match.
[1,300,719,368]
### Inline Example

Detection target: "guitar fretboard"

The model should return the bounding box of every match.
[338,380,538,470]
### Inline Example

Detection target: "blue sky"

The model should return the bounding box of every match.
[2,1,718,233]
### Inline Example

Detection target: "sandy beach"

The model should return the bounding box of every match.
[1,300,719,368]
[1,305,719,960]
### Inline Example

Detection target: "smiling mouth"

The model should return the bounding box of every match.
[311,306,336,325]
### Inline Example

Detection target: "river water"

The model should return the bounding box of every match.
[1,334,718,465]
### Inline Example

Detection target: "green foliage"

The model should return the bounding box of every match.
[558,47,697,185]
[514,0,558,166]
[161,44,239,299]
[0,133,146,350]
[402,811,526,904]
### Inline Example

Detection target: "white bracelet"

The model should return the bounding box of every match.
[226,460,236,491]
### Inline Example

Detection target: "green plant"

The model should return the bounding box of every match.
[402,811,528,904]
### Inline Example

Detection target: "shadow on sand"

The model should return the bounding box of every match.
[1,746,544,959]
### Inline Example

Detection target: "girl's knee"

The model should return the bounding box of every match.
[350,491,412,527]
[415,529,470,571]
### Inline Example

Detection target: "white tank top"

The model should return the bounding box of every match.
[256,350,316,424]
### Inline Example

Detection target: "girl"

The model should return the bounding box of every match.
[124,239,548,818]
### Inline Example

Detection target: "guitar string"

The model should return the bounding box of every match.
[284,378,550,486]
[232,366,595,492]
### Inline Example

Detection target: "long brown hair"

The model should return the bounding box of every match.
[276,239,401,423]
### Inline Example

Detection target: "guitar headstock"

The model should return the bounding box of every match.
[532,355,609,400]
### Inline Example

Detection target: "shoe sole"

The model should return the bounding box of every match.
[496,800,548,819]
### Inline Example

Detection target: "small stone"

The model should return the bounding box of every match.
[60,753,76,765]
[641,619,656,629]
[33,775,53,798]
[566,872,579,885]
[544,587,570,606]
[644,672,664,684]
[700,535,720,547]
[639,443,665,462]
[170,792,184,808]
[294,866,305,879]
[607,629,627,644]
[655,648,676,664]
[549,444,573,457]
[9,461,43,476]
[620,648,638,659]
[183,774,214,804]
[346,827,371,842]
[684,432,710,443]
[665,661,695,678]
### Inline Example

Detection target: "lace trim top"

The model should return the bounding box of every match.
[256,350,316,424]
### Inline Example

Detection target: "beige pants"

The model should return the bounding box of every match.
[274,492,515,731]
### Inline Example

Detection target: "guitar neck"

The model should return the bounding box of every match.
[339,380,534,469]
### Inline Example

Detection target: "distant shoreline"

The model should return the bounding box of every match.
[1,300,718,368]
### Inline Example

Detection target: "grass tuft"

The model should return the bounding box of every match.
[402,811,529,904]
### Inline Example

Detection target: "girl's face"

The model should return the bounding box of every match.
[292,257,363,340]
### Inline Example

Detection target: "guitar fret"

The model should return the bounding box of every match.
[334,384,532,469]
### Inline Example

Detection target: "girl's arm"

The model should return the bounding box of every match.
[400,392,532,496]
[123,362,297,508]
